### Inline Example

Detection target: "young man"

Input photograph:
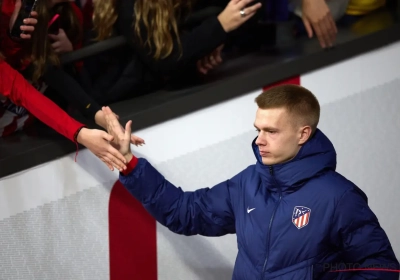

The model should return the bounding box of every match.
[103,85,399,279]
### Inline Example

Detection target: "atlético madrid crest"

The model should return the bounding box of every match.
[292,206,311,229]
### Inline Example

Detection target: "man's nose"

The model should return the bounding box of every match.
[255,135,265,146]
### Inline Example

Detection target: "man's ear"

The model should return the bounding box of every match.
[298,126,312,145]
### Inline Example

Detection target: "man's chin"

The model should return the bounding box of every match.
[261,158,278,166]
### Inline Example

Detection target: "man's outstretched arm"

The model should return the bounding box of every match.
[103,106,237,237]
[120,156,237,236]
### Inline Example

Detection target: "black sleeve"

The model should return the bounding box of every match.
[117,0,228,76]
[42,65,101,120]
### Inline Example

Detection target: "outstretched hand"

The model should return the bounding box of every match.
[76,128,127,172]
[102,106,144,162]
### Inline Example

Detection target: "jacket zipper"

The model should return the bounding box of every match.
[260,165,283,280]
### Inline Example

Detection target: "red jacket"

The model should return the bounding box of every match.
[0,60,84,141]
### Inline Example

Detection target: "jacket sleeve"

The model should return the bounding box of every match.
[42,65,101,120]
[332,187,399,279]
[119,157,237,236]
[0,60,84,141]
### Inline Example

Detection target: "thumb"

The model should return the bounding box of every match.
[125,120,132,138]
[302,18,313,38]
[102,132,114,142]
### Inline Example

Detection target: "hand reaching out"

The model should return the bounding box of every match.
[76,127,128,172]
[95,109,145,148]
[301,0,337,48]
[102,106,145,163]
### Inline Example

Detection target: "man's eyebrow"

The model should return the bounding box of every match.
[254,124,278,131]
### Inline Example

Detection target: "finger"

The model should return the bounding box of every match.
[203,57,213,70]
[100,157,114,171]
[214,48,223,63]
[51,41,61,48]
[240,2,262,20]
[125,120,132,139]
[321,19,334,47]
[216,53,223,64]
[105,136,127,164]
[240,8,260,21]
[105,106,124,135]
[196,60,207,74]
[106,148,127,169]
[131,135,145,146]
[313,23,327,48]
[20,25,34,32]
[48,33,58,40]
[208,55,218,67]
[302,18,313,38]
[328,13,338,34]
[237,0,256,8]
[102,131,114,142]
[19,33,31,39]
[30,11,38,18]
[327,14,337,45]
[23,18,37,25]
[103,154,124,171]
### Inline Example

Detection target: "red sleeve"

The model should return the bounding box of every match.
[0,0,29,70]
[0,60,85,142]
[121,155,139,176]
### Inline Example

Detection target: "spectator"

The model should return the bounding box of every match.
[290,0,347,48]
[0,0,115,132]
[87,0,262,104]
[0,0,144,171]
[0,57,140,172]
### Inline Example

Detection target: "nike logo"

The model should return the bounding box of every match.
[247,207,256,213]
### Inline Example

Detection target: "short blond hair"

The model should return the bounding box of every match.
[255,84,320,132]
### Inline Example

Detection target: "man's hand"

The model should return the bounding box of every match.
[75,128,127,172]
[102,106,144,163]
[48,29,73,54]
[95,109,145,148]
[301,0,337,48]
[9,0,38,40]
[197,45,224,75]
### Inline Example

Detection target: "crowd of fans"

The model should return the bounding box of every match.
[0,0,391,171]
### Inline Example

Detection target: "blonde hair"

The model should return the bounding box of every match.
[92,0,118,41]
[93,0,191,60]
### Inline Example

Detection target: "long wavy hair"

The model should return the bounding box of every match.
[93,0,192,60]
[30,0,82,82]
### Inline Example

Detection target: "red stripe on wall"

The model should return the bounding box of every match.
[263,76,300,90]
[109,181,157,280]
